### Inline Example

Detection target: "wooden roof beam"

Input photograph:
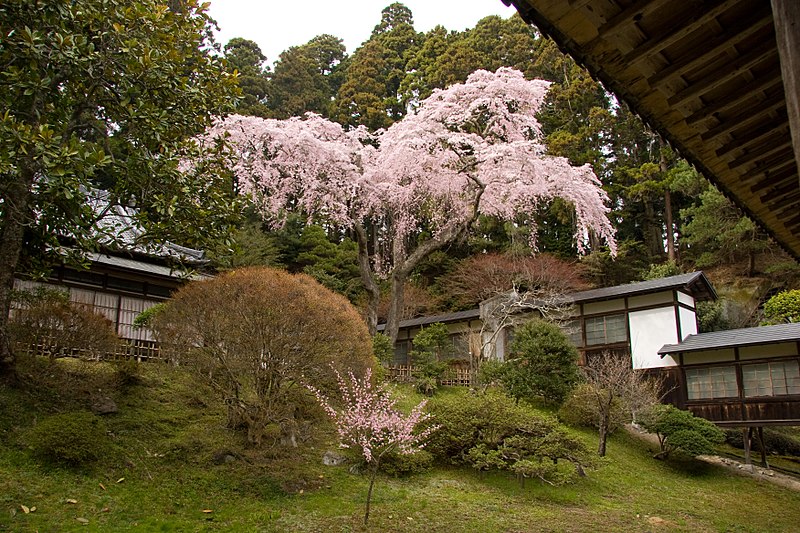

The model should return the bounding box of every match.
[595,0,670,39]
[700,97,785,143]
[749,161,797,192]
[649,7,773,88]
[668,40,775,107]
[770,190,800,210]
[622,0,739,65]
[730,143,793,170]
[716,124,789,159]
[760,180,797,203]
[685,75,782,126]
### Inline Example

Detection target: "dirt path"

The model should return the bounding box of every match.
[625,425,800,492]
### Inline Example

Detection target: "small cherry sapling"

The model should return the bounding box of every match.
[307,368,437,525]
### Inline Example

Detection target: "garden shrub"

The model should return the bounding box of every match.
[10,286,121,360]
[426,390,595,484]
[502,319,581,404]
[152,266,375,447]
[639,404,725,459]
[410,323,451,395]
[762,289,800,324]
[26,411,111,466]
[379,449,434,477]
[558,383,627,430]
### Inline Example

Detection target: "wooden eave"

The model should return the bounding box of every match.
[506,0,800,260]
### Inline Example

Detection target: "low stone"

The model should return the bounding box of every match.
[322,450,347,466]
[91,396,117,415]
[212,450,238,465]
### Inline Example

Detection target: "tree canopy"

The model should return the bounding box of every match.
[202,68,616,342]
[0,0,241,374]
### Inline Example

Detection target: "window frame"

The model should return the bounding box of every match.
[584,313,627,346]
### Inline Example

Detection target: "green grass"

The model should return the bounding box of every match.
[2,358,800,532]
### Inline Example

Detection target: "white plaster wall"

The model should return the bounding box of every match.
[583,299,625,314]
[628,307,679,369]
[677,291,695,308]
[628,291,673,308]
[679,306,698,340]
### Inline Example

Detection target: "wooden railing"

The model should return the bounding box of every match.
[385,363,475,387]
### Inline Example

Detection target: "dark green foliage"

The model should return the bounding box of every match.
[681,187,770,275]
[762,289,800,325]
[378,449,434,477]
[297,225,362,303]
[208,219,280,269]
[372,333,394,366]
[502,319,581,404]
[640,260,682,281]
[639,405,725,459]
[26,411,111,466]
[224,37,271,117]
[133,303,167,329]
[696,300,731,332]
[426,390,595,484]
[410,323,452,395]
[267,35,346,119]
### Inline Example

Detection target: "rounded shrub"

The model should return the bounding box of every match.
[379,449,434,477]
[27,411,111,466]
[153,266,376,446]
[503,319,581,404]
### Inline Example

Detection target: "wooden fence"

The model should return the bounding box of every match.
[16,338,167,363]
[385,363,474,387]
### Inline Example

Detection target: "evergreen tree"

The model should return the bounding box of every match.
[224,38,271,117]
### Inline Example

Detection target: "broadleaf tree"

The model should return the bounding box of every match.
[0,0,241,375]
[203,68,616,342]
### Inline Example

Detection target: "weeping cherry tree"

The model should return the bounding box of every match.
[202,68,616,343]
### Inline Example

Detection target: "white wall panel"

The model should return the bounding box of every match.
[628,307,679,369]
[679,307,698,340]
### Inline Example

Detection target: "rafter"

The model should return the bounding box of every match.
[649,7,772,88]
[716,125,790,159]
[700,97,785,142]
[668,40,775,107]
[730,143,793,170]
[684,75,782,126]
[622,0,739,65]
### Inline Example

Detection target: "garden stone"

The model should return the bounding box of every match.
[322,450,347,466]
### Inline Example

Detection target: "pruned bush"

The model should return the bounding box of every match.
[762,289,800,325]
[410,323,451,395]
[26,411,111,466]
[501,319,581,404]
[10,286,121,360]
[639,404,725,459]
[426,390,595,485]
[152,266,375,447]
[379,449,434,477]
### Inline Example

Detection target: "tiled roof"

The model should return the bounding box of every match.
[89,253,209,281]
[568,272,716,303]
[659,323,800,355]
[87,190,206,264]
[377,308,481,331]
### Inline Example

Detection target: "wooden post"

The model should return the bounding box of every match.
[756,426,769,469]
[771,0,800,187]
[743,427,752,465]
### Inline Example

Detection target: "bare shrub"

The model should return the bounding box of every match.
[568,353,665,456]
[10,287,121,360]
[439,253,589,310]
[152,266,375,446]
